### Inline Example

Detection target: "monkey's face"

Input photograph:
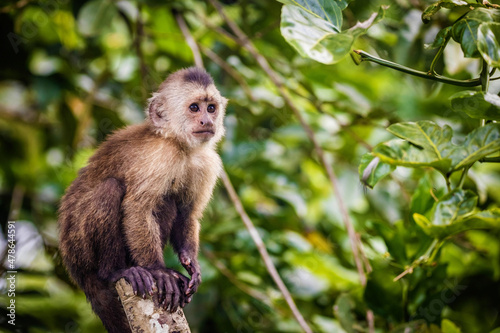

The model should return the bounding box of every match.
[181,83,225,144]
[148,70,227,148]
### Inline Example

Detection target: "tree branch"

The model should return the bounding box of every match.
[116,279,191,333]
[353,50,500,87]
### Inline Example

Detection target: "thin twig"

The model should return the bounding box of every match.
[196,14,239,45]
[72,72,108,148]
[209,0,368,286]
[134,4,148,100]
[174,11,204,68]
[175,12,312,333]
[0,0,32,13]
[199,44,255,101]
[202,248,271,304]
[8,184,24,222]
[220,171,313,333]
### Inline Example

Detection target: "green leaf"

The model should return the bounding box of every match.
[414,208,500,239]
[373,139,452,173]
[280,4,348,64]
[372,221,408,264]
[333,293,356,333]
[450,90,500,120]
[426,26,452,49]
[430,189,477,226]
[277,0,346,31]
[364,268,403,322]
[387,121,453,155]
[373,121,454,173]
[358,154,395,189]
[451,8,500,58]
[348,6,386,39]
[373,121,500,173]
[478,22,500,67]
[410,173,442,217]
[452,122,500,170]
[280,2,385,64]
[422,2,443,24]
[442,319,462,333]
[77,0,118,37]
[422,1,471,24]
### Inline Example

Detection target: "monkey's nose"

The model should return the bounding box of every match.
[200,115,213,126]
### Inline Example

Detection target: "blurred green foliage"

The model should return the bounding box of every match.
[0,0,500,332]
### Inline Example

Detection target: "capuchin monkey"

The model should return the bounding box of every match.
[58,67,227,333]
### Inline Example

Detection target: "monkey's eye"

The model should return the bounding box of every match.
[207,104,216,113]
[189,103,199,112]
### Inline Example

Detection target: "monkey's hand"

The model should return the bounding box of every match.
[149,268,190,313]
[114,266,155,299]
[179,252,202,301]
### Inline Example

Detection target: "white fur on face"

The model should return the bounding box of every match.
[147,80,227,148]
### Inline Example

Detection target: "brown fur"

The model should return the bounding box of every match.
[58,67,227,333]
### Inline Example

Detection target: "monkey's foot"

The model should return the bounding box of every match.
[149,268,190,313]
[117,266,155,299]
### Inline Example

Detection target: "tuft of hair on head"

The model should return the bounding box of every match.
[182,67,214,88]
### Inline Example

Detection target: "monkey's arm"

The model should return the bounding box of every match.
[170,212,202,300]
[121,197,189,311]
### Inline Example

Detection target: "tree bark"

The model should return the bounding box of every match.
[115,278,191,333]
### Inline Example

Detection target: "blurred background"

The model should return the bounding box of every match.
[1,0,500,332]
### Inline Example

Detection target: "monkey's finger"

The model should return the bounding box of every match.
[138,267,154,296]
[178,274,190,290]
[163,278,174,310]
[134,268,150,298]
[180,295,186,308]
[155,272,165,298]
[169,276,181,313]
[179,275,189,307]
[185,273,201,297]
[128,268,142,296]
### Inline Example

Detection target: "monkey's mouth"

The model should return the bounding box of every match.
[193,130,215,135]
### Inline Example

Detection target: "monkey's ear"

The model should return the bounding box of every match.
[149,99,166,127]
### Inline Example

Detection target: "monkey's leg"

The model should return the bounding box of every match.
[91,178,155,299]
[77,177,139,332]
[148,195,191,312]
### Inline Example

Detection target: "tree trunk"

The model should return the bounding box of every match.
[115,278,191,333]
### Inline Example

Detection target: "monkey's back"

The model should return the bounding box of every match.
[58,123,162,285]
